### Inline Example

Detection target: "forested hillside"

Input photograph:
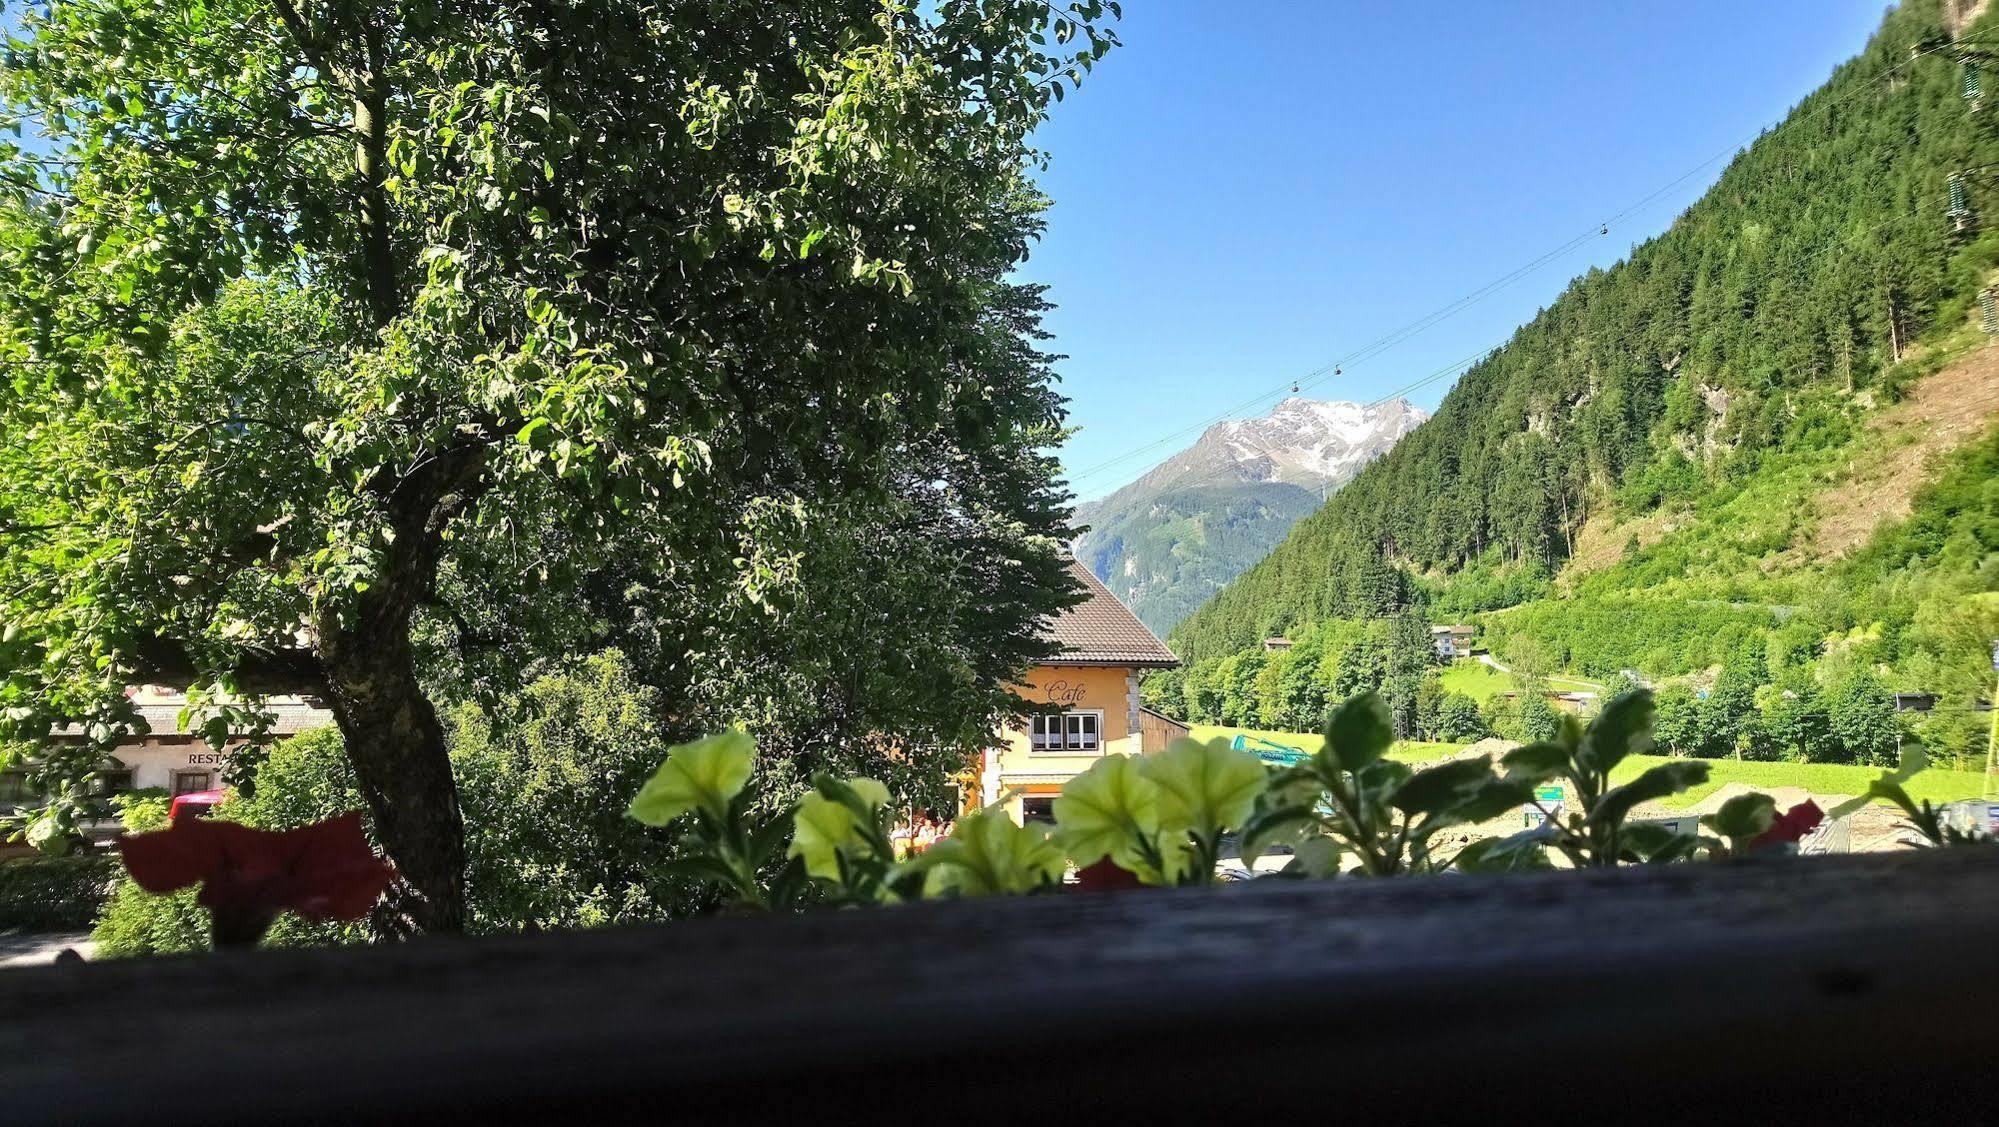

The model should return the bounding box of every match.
[1159,0,1999,768]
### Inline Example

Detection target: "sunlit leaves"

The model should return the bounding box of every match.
[915,809,1064,897]
[1141,737,1265,838]
[626,730,755,826]
[1052,754,1160,871]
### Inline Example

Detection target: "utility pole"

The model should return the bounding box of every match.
[1986,640,1999,799]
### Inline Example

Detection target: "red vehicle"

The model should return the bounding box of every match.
[169,788,229,821]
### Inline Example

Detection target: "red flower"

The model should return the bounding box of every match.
[116,811,396,946]
[1749,800,1825,853]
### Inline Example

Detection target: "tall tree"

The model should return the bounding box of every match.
[0,0,1117,931]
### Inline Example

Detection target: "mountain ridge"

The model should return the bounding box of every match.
[1072,396,1425,634]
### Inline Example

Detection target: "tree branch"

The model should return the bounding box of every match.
[125,635,329,696]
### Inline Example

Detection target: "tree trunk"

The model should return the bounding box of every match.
[311,445,487,934]
[316,614,466,935]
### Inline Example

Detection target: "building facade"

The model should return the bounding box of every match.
[1,688,336,822]
[976,561,1180,825]
[1432,624,1475,660]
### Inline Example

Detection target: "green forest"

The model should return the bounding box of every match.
[1160,0,1999,770]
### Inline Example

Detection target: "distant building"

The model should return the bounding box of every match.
[1549,691,1599,715]
[976,560,1180,825]
[1431,624,1475,660]
[2,687,336,834]
[1263,637,1294,653]
[1892,692,1939,713]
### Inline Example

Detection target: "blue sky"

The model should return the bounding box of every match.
[1032,0,1894,501]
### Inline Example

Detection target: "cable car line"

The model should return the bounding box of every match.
[1063,30,1982,495]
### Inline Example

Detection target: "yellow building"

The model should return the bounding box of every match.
[976,560,1180,825]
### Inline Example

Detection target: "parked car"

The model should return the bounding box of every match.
[170,788,228,821]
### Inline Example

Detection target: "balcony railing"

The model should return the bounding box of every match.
[1,847,1994,1119]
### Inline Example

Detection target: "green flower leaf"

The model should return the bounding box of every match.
[1321,693,1393,773]
[916,808,1065,897]
[1391,755,1495,819]
[1701,791,1776,850]
[1587,760,1709,829]
[626,729,755,826]
[846,777,891,810]
[1053,754,1160,869]
[789,792,863,881]
[1577,689,1654,775]
[1141,736,1268,835]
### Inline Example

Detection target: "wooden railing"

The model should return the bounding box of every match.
[3,848,1996,1121]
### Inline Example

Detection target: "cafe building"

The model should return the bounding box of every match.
[973,559,1181,825]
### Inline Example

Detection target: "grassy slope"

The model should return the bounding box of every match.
[1437,660,1600,700]
[1189,725,1988,809]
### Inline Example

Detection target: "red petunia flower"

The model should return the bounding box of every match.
[116,811,396,947]
[1749,799,1825,853]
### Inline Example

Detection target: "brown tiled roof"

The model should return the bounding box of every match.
[1041,559,1179,668]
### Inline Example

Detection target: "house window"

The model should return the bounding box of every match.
[172,769,215,796]
[1021,798,1056,825]
[1030,710,1102,753]
[91,769,135,798]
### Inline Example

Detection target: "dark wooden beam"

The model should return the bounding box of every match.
[3,848,1996,1122]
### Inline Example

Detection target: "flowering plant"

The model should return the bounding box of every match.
[1241,694,1534,877]
[1460,690,1710,870]
[115,811,396,947]
[633,689,1852,913]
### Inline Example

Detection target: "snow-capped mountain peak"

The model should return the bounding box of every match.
[1196,396,1428,491]
[1070,396,1429,634]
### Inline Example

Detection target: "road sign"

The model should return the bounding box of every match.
[1524,784,1564,828]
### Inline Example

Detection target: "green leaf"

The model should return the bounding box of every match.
[1140,736,1268,835]
[915,809,1065,897]
[626,729,756,826]
[1453,776,1537,824]
[789,792,863,881]
[1576,689,1654,775]
[1587,761,1709,829]
[1391,755,1494,818]
[1452,830,1553,873]
[1620,823,1701,864]
[1700,791,1776,849]
[1286,834,1343,877]
[748,805,798,867]
[658,853,746,888]
[1502,740,1570,782]
[1053,754,1160,869]
[1322,693,1393,772]
[1237,803,1319,868]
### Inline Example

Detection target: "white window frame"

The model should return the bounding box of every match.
[1029,709,1104,754]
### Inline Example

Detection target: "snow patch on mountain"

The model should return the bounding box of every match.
[1071,396,1429,635]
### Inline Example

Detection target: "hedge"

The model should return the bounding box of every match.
[0,853,118,931]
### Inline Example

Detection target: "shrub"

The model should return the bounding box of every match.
[0,853,117,931]
[1432,692,1487,742]
[90,791,205,956]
